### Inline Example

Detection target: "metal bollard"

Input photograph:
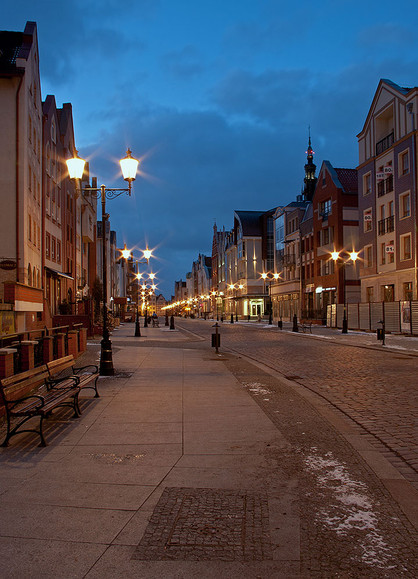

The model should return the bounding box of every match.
[212,323,220,353]
[377,320,385,345]
[170,315,175,330]
[292,314,299,332]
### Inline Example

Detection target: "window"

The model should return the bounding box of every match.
[382,284,394,302]
[51,120,56,143]
[364,208,372,232]
[380,242,386,265]
[399,192,410,219]
[364,245,373,268]
[319,199,331,219]
[28,215,32,242]
[46,233,50,259]
[387,240,394,264]
[57,240,61,263]
[366,287,374,303]
[399,150,409,175]
[403,282,413,301]
[51,237,56,260]
[400,234,412,261]
[363,173,371,196]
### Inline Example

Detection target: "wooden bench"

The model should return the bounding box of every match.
[0,365,80,447]
[47,355,100,399]
[299,322,313,333]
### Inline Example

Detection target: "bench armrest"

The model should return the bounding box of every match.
[9,394,45,409]
[47,375,80,390]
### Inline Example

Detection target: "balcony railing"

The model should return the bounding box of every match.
[378,215,395,236]
[377,175,394,198]
[376,132,394,156]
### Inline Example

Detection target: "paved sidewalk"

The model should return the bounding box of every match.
[0,324,299,578]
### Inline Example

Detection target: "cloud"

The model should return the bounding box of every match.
[161,45,205,78]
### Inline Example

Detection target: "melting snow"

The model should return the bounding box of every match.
[304,449,397,569]
[243,382,271,396]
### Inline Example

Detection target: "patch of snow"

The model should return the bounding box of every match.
[304,449,397,569]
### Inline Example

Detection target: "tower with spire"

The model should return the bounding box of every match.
[303,130,317,201]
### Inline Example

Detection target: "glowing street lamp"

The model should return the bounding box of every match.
[261,272,281,324]
[66,148,140,375]
[331,250,359,334]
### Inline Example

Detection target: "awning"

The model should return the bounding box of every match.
[45,267,74,280]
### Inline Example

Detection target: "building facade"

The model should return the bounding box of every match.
[357,79,417,303]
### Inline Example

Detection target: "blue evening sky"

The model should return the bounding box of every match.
[2,0,418,298]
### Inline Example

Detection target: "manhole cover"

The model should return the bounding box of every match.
[132,487,272,561]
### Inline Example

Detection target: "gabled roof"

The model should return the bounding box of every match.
[381,78,412,95]
[357,78,417,138]
[321,161,357,194]
[234,210,265,236]
[335,168,357,193]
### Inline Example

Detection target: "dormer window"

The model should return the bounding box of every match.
[51,120,56,144]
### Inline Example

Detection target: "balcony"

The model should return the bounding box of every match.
[376,132,394,156]
[378,215,395,236]
[377,175,394,198]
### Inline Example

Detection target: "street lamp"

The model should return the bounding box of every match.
[120,246,153,337]
[66,148,140,375]
[331,250,358,334]
[228,283,244,322]
[261,272,280,324]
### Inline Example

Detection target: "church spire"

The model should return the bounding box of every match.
[303,128,317,201]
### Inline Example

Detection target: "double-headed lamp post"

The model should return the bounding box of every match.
[261,272,280,324]
[120,245,153,337]
[228,283,244,322]
[67,149,139,376]
[331,250,359,334]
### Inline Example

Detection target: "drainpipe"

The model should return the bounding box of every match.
[407,104,417,301]
[15,74,24,283]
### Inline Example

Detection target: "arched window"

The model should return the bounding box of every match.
[33,267,36,288]
[28,264,32,286]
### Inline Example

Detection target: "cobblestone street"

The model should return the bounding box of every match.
[177,319,418,489]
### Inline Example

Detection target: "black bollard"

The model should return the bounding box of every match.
[268,312,273,325]
[170,315,175,330]
[292,314,299,332]
[230,314,234,324]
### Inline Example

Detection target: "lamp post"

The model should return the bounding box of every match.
[120,246,153,337]
[67,149,140,375]
[228,283,244,322]
[331,250,358,334]
[261,272,280,324]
